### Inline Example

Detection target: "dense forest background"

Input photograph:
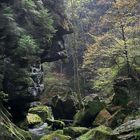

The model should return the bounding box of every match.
[42,0,140,104]
[0,0,140,140]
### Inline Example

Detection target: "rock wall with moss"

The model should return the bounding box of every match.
[0,0,72,122]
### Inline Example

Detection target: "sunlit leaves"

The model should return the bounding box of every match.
[82,0,140,94]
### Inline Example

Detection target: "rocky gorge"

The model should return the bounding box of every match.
[0,0,140,140]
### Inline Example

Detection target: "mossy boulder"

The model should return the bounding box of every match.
[74,94,104,127]
[46,118,65,130]
[63,127,89,138]
[78,125,117,140]
[40,131,71,140]
[0,125,32,140]
[0,103,32,140]
[27,113,43,127]
[93,108,111,126]
[29,105,53,121]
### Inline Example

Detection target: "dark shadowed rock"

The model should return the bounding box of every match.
[51,95,77,120]
[73,94,104,127]
[113,77,140,107]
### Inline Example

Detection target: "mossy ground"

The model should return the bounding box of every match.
[64,127,89,138]
[40,131,71,140]
[78,125,113,140]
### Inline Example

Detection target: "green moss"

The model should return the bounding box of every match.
[27,113,43,126]
[46,119,65,130]
[40,131,71,140]
[53,130,64,135]
[78,125,113,140]
[0,103,32,140]
[29,105,53,121]
[134,129,140,140]
[64,127,89,138]
[0,91,8,101]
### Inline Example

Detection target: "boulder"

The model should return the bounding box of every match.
[26,113,43,127]
[0,104,32,140]
[46,119,65,130]
[113,119,140,140]
[113,77,140,107]
[51,95,77,120]
[78,125,117,140]
[73,94,104,127]
[29,105,53,121]
[93,108,111,126]
[63,127,89,138]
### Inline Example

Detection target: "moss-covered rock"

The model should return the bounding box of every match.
[78,125,117,140]
[46,118,65,130]
[27,113,43,127]
[0,103,32,140]
[63,127,89,138]
[29,105,53,121]
[74,94,104,127]
[40,131,71,140]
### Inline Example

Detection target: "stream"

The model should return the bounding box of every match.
[29,123,49,139]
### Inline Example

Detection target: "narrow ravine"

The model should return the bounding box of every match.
[0,0,140,140]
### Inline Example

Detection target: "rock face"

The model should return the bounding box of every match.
[0,0,72,122]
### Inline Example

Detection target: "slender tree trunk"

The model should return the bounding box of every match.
[120,24,131,76]
[70,0,83,109]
